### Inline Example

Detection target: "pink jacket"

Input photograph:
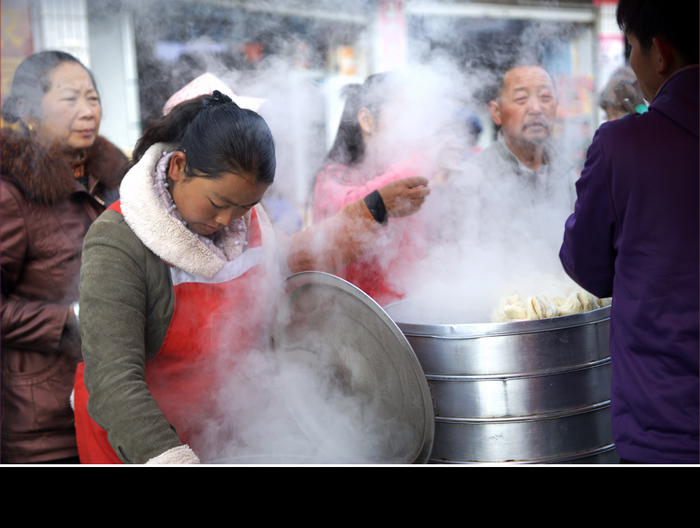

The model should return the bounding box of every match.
[312,154,429,306]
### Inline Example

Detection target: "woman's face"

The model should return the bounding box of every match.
[168,151,270,237]
[360,90,431,170]
[29,62,102,158]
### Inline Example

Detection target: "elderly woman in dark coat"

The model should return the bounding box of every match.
[1,50,126,464]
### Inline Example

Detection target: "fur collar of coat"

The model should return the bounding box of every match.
[1,127,126,204]
[119,143,276,279]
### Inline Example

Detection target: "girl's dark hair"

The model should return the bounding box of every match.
[324,72,399,167]
[130,91,276,184]
[1,50,99,126]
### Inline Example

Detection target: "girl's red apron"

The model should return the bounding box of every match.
[74,202,268,464]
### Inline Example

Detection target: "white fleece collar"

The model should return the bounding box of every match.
[119,143,275,279]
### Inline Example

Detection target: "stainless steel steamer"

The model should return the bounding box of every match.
[384,301,618,464]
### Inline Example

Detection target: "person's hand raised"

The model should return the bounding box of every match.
[378,176,431,218]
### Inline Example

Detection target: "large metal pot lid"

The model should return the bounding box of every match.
[270,271,434,464]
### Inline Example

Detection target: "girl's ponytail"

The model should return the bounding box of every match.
[129,94,210,167]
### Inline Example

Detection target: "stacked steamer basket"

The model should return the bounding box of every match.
[384,301,618,464]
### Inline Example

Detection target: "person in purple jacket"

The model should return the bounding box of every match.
[560,0,699,464]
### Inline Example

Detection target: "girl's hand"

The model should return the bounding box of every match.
[378,176,431,218]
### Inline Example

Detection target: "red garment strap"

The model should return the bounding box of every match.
[73,362,124,464]
[107,200,122,215]
[248,207,262,247]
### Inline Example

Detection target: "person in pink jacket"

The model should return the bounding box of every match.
[312,73,437,306]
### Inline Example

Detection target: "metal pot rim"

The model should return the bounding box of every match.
[384,301,611,338]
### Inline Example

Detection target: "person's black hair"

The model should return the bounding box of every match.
[1,50,99,127]
[617,0,698,66]
[323,72,399,167]
[130,90,276,185]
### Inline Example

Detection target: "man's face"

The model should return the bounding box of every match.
[489,66,558,150]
